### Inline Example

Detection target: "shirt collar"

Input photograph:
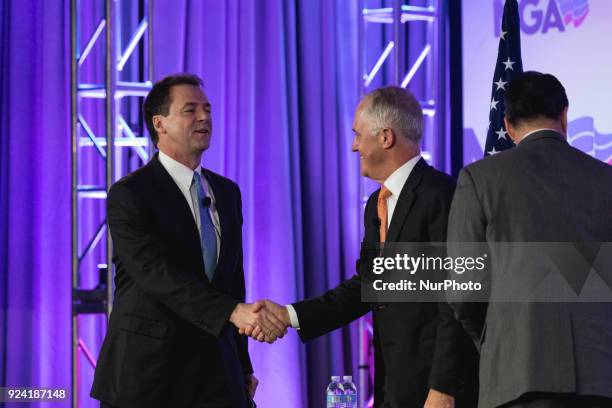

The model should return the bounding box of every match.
[383,154,421,198]
[521,128,559,142]
[158,150,203,194]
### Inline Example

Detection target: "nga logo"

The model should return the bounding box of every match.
[568,117,612,165]
[494,0,589,36]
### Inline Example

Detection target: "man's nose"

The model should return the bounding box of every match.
[351,136,359,152]
[197,110,209,121]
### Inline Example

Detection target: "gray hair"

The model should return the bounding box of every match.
[364,86,423,144]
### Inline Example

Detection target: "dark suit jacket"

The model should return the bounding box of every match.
[91,154,252,408]
[292,158,479,408]
[447,131,612,407]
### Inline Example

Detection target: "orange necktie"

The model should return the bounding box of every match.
[377,186,392,243]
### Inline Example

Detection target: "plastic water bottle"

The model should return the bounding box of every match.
[341,375,358,408]
[326,375,344,408]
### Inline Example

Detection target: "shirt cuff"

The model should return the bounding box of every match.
[285,304,300,329]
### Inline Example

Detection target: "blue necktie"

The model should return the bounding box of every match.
[193,172,217,281]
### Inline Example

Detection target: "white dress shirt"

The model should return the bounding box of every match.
[158,150,221,261]
[380,154,421,228]
[286,154,423,329]
[520,128,559,142]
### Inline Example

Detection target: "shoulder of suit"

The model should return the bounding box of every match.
[415,163,456,201]
[566,143,612,172]
[463,146,516,176]
[202,168,233,184]
[109,161,156,194]
[202,168,241,195]
[421,164,456,187]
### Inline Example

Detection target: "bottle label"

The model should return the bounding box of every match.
[326,394,342,404]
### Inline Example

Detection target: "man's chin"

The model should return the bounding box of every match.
[196,140,210,152]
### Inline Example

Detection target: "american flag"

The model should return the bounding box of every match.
[484,0,523,156]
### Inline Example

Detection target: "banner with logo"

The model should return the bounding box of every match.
[462,0,612,165]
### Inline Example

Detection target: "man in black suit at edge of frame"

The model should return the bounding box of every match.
[244,86,479,408]
[447,71,612,408]
[91,73,286,408]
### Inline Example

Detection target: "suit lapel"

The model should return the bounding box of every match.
[149,154,204,267]
[365,193,380,243]
[385,158,426,242]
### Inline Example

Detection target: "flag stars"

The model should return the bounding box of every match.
[494,77,508,91]
[485,10,520,158]
[503,58,516,71]
[490,98,499,111]
[487,146,501,155]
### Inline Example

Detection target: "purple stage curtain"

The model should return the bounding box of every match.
[0,0,73,399]
[0,0,362,407]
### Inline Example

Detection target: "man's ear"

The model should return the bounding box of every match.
[153,115,165,135]
[380,127,395,149]
[504,117,519,144]
[560,106,568,135]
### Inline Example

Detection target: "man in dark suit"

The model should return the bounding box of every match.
[248,87,479,407]
[91,74,286,408]
[447,72,612,408]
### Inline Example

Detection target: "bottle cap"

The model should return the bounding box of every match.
[331,375,341,381]
[343,375,352,381]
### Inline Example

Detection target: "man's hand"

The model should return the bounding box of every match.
[239,299,291,342]
[423,389,454,408]
[245,374,258,400]
[230,302,287,343]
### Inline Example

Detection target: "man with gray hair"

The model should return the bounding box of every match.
[249,87,479,407]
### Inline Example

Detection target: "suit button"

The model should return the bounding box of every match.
[376,304,387,310]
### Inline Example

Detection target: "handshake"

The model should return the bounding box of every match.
[229,299,292,343]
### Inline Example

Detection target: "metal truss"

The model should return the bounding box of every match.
[357,1,444,406]
[70,0,153,406]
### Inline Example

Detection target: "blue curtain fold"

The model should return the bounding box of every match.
[0,0,361,406]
